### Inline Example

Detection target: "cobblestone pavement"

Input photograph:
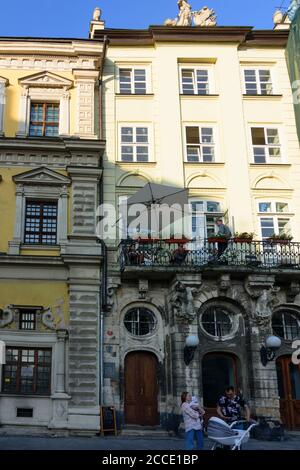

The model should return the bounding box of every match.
[0,433,300,450]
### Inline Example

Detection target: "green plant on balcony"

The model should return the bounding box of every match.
[233,232,255,243]
[207,233,230,243]
[267,233,293,244]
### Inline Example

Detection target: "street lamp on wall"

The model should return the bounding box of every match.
[260,335,282,367]
[184,335,200,366]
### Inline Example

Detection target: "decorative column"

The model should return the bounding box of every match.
[8,184,24,255]
[59,89,70,136]
[49,329,71,429]
[16,86,29,137]
[0,77,8,137]
[58,185,68,247]
[73,70,99,139]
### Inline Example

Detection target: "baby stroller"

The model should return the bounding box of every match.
[207,417,257,450]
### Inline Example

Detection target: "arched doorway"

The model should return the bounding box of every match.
[202,352,240,420]
[124,351,159,426]
[276,355,300,429]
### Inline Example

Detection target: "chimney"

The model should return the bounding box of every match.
[89,7,105,38]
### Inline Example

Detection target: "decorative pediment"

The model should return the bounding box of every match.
[13,166,71,186]
[19,71,73,89]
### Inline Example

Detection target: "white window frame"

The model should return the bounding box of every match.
[250,125,283,164]
[179,66,213,95]
[257,200,292,239]
[116,65,151,94]
[189,199,223,239]
[184,124,217,163]
[118,124,152,163]
[243,68,274,95]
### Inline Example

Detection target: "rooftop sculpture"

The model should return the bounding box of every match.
[165,1,217,27]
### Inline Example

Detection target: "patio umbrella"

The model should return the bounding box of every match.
[120,183,189,239]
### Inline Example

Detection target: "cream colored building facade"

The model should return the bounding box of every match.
[95,24,300,431]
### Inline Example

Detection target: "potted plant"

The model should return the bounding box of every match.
[267,233,293,244]
[233,232,255,243]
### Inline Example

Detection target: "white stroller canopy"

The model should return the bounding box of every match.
[207,417,239,438]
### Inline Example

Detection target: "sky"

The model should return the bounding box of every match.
[0,0,292,38]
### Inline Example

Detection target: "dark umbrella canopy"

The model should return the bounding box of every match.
[126,182,188,207]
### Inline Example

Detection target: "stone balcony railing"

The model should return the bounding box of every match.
[118,238,300,272]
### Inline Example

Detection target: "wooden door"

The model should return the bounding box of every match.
[124,351,159,426]
[202,353,239,423]
[276,356,300,429]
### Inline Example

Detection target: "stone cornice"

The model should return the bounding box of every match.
[0,136,105,153]
[93,26,289,48]
[0,39,104,57]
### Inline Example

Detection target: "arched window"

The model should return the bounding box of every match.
[124,308,156,336]
[272,311,300,341]
[201,306,233,338]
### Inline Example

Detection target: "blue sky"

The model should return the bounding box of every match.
[0,0,291,38]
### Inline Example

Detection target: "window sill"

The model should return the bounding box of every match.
[243,94,283,100]
[184,161,225,166]
[21,244,60,251]
[115,93,154,98]
[180,94,219,98]
[250,163,291,167]
[116,161,156,165]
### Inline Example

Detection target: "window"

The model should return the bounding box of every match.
[244,69,273,95]
[19,309,36,331]
[201,306,233,337]
[2,348,52,395]
[251,127,281,163]
[185,126,215,162]
[24,201,58,245]
[258,201,291,239]
[181,69,210,95]
[119,68,147,94]
[29,103,59,137]
[190,200,222,239]
[124,308,156,336]
[272,311,300,341]
[120,126,149,162]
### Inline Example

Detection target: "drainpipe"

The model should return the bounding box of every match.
[98,36,109,407]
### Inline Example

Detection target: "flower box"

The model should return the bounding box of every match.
[233,238,253,243]
[267,238,290,245]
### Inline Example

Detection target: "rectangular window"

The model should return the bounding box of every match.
[120,126,149,162]
[244,69,273,95]
[2,348,52,395]
[181,69,209,95]
[260,217,291,239]
[19,310,36,331]
[119,68,147,94]
[251,127,281,163]
[190,201,222,238]
[24,201,58,245]
[186,126,215,162]
[29,103,59,137]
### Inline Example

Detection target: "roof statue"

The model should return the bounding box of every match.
[165,2,216,27]
[287,0,300,21]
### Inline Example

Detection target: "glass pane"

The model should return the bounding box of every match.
[244,70,256,82]
[191,201,204,212]
[136,146,149,162]
[45,125,59,137]
[276,203,289,213]
[267,128,280,144]
[245,83,258,95]
[261,82,273,95]
[278,218,290,234]
[196,70,209,94]
[186,146,200,162]
[253,147,266,163]
[269,147,281,158]
[29,125,43,136]
[120,69,132,93]
[260,217,274,238]
[46,105,59,122]
[186,127,200,144]
[136,127,148,143]
[259,70,271,82]
[251,128,266,145]
[202,146,214,162]
[121,127,133,143]
[121,146,133,162]
[201,127,213,143]
[259,202,271,213]
[207,201,220,212]
[182,69,194,94]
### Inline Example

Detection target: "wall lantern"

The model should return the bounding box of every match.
[184,335,200,366]
[260,335,282,367]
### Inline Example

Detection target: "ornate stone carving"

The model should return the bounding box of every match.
[219,274,231,292]
[0,305,15,328]
[42,308,56,330]
[93,7,102,21]
[165,2,216,27]
[170,281,201,323]
[286,281,300,303]
[41,301,66,331]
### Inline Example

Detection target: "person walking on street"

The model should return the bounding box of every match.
[181,391,204,450]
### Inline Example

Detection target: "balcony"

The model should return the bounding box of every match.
[118,238,300,278]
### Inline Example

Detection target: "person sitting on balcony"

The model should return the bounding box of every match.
[171,243,188,265]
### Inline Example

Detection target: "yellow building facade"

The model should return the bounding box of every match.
[0,37,105,431]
